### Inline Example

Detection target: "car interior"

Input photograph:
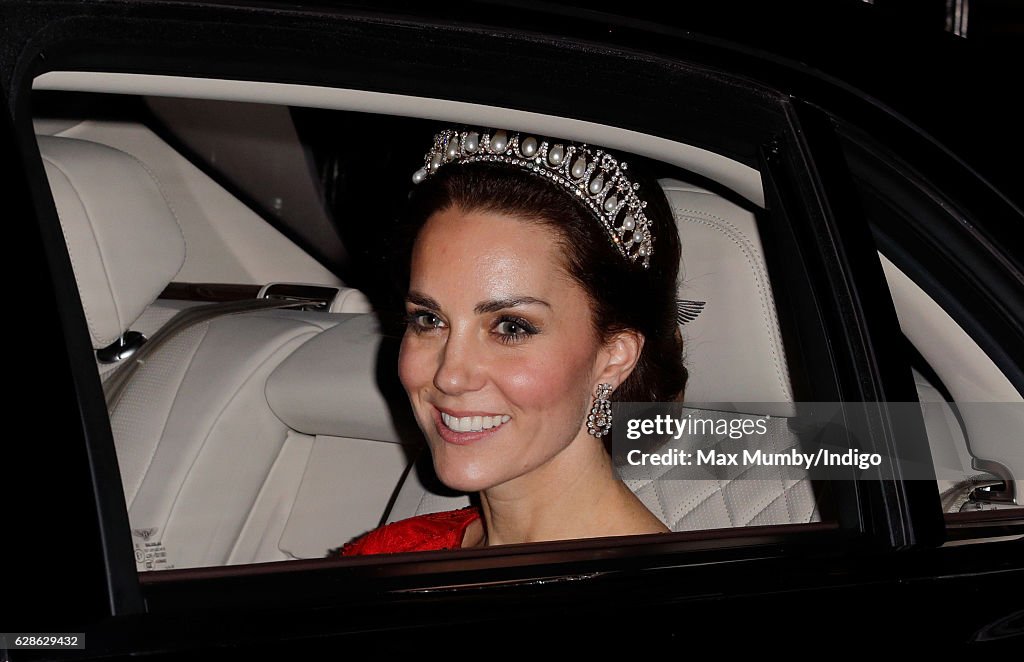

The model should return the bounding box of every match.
[29,72,1021,572]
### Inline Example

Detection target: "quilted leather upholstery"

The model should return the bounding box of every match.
[620,419,820,530]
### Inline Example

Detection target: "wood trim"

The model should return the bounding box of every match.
[160,282,262,302]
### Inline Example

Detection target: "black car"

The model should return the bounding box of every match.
[3,0,1022,657]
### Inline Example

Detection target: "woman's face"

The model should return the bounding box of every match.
[398,206,615,493]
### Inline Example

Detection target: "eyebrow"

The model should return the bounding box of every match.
[406,291,551,314]
[406,291,441,310]
[474,297,551,314]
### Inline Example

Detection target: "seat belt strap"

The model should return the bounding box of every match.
[103,298,310,411]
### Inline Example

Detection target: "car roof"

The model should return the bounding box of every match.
[7,0,1022,213]
[198,0,1016,210]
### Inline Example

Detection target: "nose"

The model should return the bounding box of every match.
[432,325,485,395]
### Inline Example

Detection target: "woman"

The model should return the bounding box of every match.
[335,127,686,555]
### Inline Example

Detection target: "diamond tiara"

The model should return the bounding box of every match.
[412,128,653,268]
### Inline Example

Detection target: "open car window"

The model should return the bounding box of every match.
[28,79,849,575]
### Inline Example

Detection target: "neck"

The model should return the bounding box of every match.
[474,432,663,546]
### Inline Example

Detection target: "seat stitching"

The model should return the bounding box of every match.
[416,491,429,517]
[674,483,733,528]
[764,422,797,524]
[748,487,803,525]
[648,479,669,525]
[157,327,321,557]
[88,142,189,277]
[678,210,790,399]
[676,210,792,400]
[123,321,211,509]
[724,457,764,482]
[780,472,796,524]
[41,154,119,347]
[628,477,655,491]
[720,462,774,526]
[228,429,316,564]
[777,437,797,525]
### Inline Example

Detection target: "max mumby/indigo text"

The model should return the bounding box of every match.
[625,447,883,470]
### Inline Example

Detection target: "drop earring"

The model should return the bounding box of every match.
[587,382,613,437]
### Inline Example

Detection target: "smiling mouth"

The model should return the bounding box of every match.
[439,411,511,433]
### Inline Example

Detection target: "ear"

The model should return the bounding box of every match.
[594,329,644,391]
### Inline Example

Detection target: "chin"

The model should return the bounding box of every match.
[430,455,498,494]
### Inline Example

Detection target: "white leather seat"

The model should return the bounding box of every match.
[263,315,423,558]
[386,178,822,530]
[879,255,1023,511]
[40,129,821,563]
[39,134,403,569]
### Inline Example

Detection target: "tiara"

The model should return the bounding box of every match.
[412,128,653,268]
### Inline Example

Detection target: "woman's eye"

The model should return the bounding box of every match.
[405,311,444,332]
[496,320,524,335]
[494,317,538,343]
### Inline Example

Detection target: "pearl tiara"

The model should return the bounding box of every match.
[412,128,654,268]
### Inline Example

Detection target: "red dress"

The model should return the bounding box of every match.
[334,506,482,556]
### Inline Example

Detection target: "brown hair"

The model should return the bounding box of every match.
[397,158,687,404]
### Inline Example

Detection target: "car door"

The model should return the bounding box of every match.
[2,1,1021,657]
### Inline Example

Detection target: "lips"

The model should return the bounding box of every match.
[432,406,511,445]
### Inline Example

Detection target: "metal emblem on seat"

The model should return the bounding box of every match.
[675,299,706,325]
[132,527,159,542]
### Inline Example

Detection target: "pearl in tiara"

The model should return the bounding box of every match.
[412,128,654,268]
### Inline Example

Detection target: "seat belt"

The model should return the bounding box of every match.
[103,297,312,411]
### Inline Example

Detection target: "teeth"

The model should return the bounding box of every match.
[440,412,511,433]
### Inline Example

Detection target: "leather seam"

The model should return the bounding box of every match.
[92,143,189,285]
[750,487,801,525]
[42,154,119,348]
[231,429,315,564]
[159,327,320,562]
[123,320,212,510]
[646,480,670,525]
[676,484,733,528]
[765,425,797,524]
[676,209,793,400]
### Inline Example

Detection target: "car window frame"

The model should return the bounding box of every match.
[3,70,137,634]
[759,98,949,550]
[834,119,1024,538]
[837,120,1024,397]
[3,0,970,645]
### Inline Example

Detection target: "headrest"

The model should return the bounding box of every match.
[265,314,416,443]
[661,179,794,408]
[37,135,187,350]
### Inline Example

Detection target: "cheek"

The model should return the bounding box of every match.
[498,350,592,413]
[398,335,432,394]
